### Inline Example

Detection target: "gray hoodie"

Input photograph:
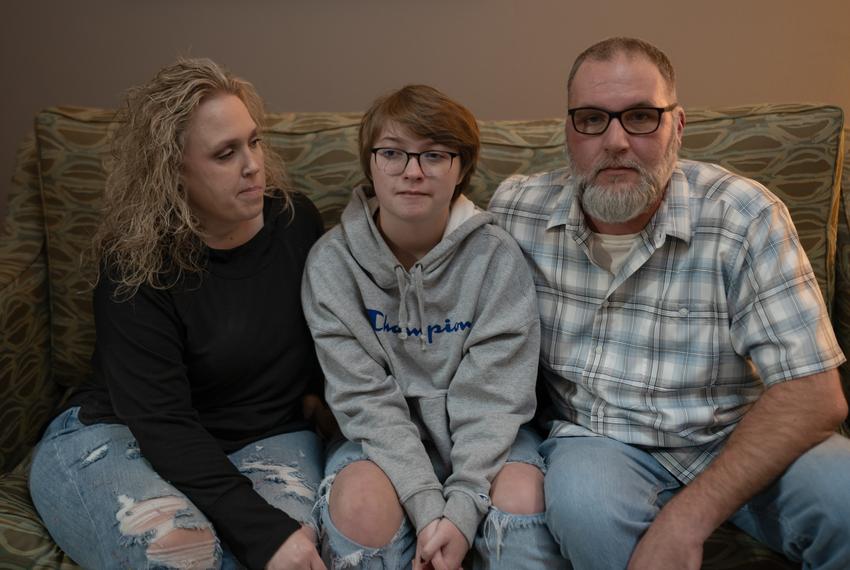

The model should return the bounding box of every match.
[301,186,540,544]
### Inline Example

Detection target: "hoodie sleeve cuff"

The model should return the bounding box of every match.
[443,492,486,547]
[403,488,446,535]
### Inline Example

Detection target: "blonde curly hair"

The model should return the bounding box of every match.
[93,57,289,299]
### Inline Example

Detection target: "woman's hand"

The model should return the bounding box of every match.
[302,394,340,441]
[266,525,326,570]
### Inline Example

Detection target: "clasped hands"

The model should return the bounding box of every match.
[414,517,469,570]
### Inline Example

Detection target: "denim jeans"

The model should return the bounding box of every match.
[318,426,564,569]
[540,434,850,570]
[29,407,323,569]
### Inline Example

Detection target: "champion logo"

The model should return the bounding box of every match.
[367,309,473,344]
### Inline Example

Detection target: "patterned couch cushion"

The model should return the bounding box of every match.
[0,473,78,569]
[263,112,362,229]
[35,108,115,389]
[0,135,55,473]
[681,104,843,310]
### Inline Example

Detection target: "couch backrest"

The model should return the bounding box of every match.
[32,103,844,389]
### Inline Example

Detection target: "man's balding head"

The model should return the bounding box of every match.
[567,37,676,104]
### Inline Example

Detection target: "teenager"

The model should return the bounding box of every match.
[302,85,561,570]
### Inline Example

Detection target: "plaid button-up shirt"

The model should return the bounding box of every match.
[490,159,845,482]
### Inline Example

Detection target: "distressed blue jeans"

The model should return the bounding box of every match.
[540,434,850,570]
[319,426,564,569]
[29,407,323,569]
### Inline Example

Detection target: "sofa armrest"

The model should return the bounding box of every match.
[0,133,61,473]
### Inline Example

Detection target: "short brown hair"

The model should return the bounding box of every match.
[567,37,676,100]
[359,84,480,198]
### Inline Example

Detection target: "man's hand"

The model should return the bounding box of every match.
[266,525,326,570]
[418,518,468,570]
[627,510,703,570]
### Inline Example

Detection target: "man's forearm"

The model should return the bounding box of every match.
[654,368,847,541]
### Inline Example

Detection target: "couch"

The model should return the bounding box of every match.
[1,103,848,569]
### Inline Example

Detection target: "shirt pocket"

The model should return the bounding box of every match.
[640,301,729,392]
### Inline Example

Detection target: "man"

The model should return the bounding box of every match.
[489,37,850,569]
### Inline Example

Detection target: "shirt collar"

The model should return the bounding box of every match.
[546,175,585,232]
[648,163,692,246]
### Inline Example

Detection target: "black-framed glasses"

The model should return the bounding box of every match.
[371,147,460,177]
[568,103,678,135]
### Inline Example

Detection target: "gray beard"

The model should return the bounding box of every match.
[571,133,679,225]
[579,167,660,224]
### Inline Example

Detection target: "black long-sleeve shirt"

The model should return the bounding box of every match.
[68,193,323,569]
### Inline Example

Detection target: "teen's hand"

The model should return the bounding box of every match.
[420,518,468,570]
[414,519,438,570]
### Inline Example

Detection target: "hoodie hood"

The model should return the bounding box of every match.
[339,186,493,348]
[340,185,493,288]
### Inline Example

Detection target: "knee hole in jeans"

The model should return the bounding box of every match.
[490,462,545,515]
[328,460,404,548]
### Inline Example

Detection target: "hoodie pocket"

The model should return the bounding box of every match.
[409,393,452,475]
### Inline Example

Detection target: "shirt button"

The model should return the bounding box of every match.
[602,301,609,309]
[678,307,689,317]
[596,346,603,354]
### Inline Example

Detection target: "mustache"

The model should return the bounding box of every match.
[589,158,648,180]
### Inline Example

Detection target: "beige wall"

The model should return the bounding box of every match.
[2,0,849,222]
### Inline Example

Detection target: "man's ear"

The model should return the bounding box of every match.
[675,106,686,145]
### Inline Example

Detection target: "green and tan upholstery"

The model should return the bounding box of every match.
[1,104,847,568]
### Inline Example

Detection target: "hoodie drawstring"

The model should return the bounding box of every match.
[395,265,411,340]
[412,265,427,350]
[394,264,428,350]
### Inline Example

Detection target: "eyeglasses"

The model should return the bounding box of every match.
[568,103,678,135]
[371,148,459,177]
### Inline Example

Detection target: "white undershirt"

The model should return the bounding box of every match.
[588,231,641,275]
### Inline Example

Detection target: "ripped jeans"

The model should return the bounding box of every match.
[29,407,323,569]
[318,427,563,569]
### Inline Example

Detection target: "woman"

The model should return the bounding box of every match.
[302,85,561,569]
[29,58,327,570]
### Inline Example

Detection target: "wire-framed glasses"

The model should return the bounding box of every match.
[371,148,459,177]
